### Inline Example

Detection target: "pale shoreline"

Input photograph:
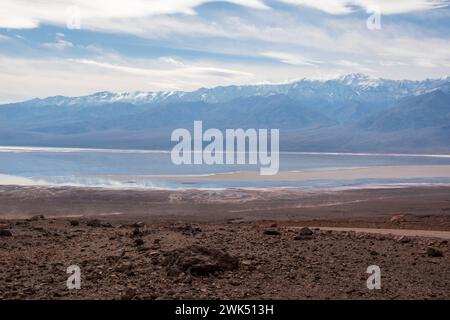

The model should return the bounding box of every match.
[1,165,450,191]
[86,165,450,182]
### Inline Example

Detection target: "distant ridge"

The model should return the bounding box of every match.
[0,74,449,153]
[9,73,449,106]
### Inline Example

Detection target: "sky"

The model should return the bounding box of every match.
[0,0,449,103]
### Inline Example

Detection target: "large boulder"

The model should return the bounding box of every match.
[294,227,314,240]
[164,245,239,276]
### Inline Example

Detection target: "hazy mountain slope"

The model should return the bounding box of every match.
[366,90,450,131]
[0,74,449,152]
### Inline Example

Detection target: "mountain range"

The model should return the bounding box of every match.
[0,73,449,153]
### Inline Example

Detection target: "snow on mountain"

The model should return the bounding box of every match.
[10,73,449,107]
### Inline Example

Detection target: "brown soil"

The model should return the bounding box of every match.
[0,185,449,300]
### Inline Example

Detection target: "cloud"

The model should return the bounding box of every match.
[41,33,73,50]
[0,34,12,41]
[1,0,445,31]
[0,55,254,103]
[260,51,322,66]
[159,56,186,67]
[279,0,448,15]
[0,0,269,29]
[74,58,253,78]
[0,0,448,103]
[335,60,361,67]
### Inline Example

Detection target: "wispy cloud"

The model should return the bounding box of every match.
[73,58,253,78]
[279,0,448,15]
[260,51,322,66]
[41,33,73,49]
[0,34,12,41]
[0,0,269,29]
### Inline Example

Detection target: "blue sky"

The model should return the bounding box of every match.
[0,0,449,103]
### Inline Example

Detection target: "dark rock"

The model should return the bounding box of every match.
[427,247,443,257]
[134,238,145,246]
[298,227,313,236]
[100,221,113,228]
[294,227,313,240]
[165,245,239,276]
[171,224,202,236]
[0,229,12,237]
[86,219,102,227]
[69,220,79,227]
[263,228,281,236]
[132,222,145,228]
[86,219,112,228]
[131,228,144,237]
[294,235,312,240]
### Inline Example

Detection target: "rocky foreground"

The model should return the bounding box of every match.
[0,216,449,300]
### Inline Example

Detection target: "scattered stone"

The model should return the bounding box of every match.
[171,224,202,236]
[29,215,45,221]
[397,236,411,243]
[86,219,102,227]
[165,245,239,276]
[263,228,281,236]
[0,223,10,230]
[100,221,113,228]
[0,229,12,237]
[132,221,145,228]
[116,262,134,273]
[390,214,406,224]
[241,260,252,266]
[86,219,112,228]
[227,218,246,224]
[121,287,136,300]
[426,247,443,257]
